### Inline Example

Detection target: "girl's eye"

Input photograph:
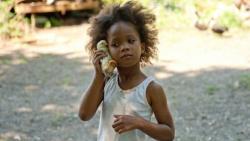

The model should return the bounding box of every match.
[128,39,135,44]
[111,43,119,48]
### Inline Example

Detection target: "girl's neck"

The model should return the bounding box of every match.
[117,65,141,79]
[117,63,145,82]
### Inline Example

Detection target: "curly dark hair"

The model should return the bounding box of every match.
[86,1,158,64]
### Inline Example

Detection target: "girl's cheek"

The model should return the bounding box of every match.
[110,50,117,57]
[110,53,116,60]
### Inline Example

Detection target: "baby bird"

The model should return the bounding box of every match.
[195,20,208,30]
[97,40,117,77]
[211,23,229,35]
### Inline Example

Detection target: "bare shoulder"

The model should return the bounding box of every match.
[146,81,167,105]
[147,81,164,92]
[146,80,174,129]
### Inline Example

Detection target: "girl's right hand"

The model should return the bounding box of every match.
[92,50,107,76]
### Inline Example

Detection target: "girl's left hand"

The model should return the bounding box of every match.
[112,115,144,134]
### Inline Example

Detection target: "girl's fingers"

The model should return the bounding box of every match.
[92,54,107,67]
[92,51,108,74]
[112,117,123,132]
[93,51,102,57]
[112,116,129,134]
[93,50,107,61]
[113,124,124,133]
[93,54,106,64]
[93,50,106,58]
[112,119,122,128]
[113,115,122,118]
[113,118,119,123]
[113,125,129,134]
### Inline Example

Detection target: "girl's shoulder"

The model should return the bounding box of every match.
[146,78,165,100]
[147,80,163,91]
[145,76,162,88]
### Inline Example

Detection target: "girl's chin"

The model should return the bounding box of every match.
[117,62,139,68]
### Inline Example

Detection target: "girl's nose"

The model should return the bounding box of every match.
[120,43,130,52]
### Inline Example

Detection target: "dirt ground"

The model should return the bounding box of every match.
[0,23,250,141]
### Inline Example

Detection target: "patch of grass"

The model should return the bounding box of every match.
[36,15,63,28]
[19,58,28,64]
[206,85,220,95]
[51,113,65,127]
[218,11,243,28]
[99,0,245,29]
[0,56,12,65]
[62,77,71,86]
[49,17,63,27]
[0,0,28,38]
[239,74,250,90]
[187,96,194,100]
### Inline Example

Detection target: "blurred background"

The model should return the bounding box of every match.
[0,0,250,141]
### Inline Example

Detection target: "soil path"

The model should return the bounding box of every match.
[0,24,250,141]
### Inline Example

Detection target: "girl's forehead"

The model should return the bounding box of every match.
[107,21,139,39]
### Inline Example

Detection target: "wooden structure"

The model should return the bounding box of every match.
[14,0,101,28]
[15,0,101,14]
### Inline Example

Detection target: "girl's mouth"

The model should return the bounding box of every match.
[121,54,133,59]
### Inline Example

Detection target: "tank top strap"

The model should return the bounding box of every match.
[141,76,155,94]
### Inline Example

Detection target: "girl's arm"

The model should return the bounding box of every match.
[112,82,175,141]
[78,50,107,121]
[78,74,105,121]
[139,82,175,141]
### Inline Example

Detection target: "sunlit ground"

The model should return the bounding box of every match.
[0,23,250,141]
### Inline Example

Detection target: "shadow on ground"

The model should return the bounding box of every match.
[0,50,97,141]
[0,50,249,141]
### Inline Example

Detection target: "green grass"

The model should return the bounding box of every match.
[218,11,243,28]
[36,16,63,28]
[1,0,247,38]
[239,74,250,90]
[206,85,220,95]
[0,0,29,38]
[51,113,65,127]
[102,0,244,29]
[0,57,12,65]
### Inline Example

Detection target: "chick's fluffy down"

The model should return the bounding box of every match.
[97,40,117,77]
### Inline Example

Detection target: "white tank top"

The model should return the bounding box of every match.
[97,73,155,141]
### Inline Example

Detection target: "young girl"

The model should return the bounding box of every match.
[79,1,175,141]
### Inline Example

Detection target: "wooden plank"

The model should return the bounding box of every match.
[15,0,100,14]
[15,0,43,5]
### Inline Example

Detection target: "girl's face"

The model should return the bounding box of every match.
[107,21,145,68]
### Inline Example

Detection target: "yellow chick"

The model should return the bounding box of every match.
[97,40,117,77]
